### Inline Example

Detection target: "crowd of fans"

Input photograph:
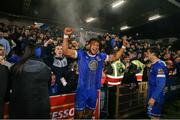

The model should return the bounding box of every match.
[0,22,179,118]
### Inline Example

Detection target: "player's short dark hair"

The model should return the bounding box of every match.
[148,46,160,57]
[88,38,100,44]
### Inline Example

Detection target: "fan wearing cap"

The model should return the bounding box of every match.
[62,27,128,119]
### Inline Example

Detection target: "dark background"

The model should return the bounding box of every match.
[1,0,180,39]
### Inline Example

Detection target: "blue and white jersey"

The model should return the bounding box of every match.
[76,49,107,90]
[148,60,168,103]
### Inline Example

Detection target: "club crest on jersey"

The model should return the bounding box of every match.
[158,69,164,75]
[88,60,98,71]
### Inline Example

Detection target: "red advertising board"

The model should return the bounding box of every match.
[50,91,100,119]
[3,91,100,119]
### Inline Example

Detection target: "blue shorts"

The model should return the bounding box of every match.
[75,89,97,111]
[147,103,163,118]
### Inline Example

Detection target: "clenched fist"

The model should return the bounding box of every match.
[123,39,129,47]
[64,27,73,35]
[122,35,129,47]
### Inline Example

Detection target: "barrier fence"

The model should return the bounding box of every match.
[3,91,100,119]
[107,82,147,118]
[165,76,180,101]
[3,77,179,119]
[50,91,100,119]
[105,76,180,119]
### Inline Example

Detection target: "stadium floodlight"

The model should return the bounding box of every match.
[86,17,96,23]
[168,0,180,8]
[112,0,125,8]
[148,14,161,21]
[120,25,129,30]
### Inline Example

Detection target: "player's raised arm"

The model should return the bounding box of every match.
[62,27,77,58]
[108,37,129,62]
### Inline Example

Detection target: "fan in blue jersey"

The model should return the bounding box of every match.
[62,28,128,119]
[146,46,168,119]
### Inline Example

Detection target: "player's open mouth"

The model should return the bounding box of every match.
[92,48,97,52]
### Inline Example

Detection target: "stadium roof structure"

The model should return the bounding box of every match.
[1,0,180,38]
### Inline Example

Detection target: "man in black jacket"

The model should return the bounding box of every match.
[9,42,51,119]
